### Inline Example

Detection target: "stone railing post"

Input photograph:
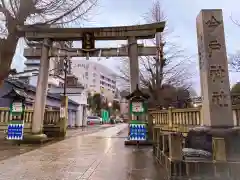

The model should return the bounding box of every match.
[147,113,154,141]
[212,137,226,161]
[168,107,173,128]
[169,133,182,160]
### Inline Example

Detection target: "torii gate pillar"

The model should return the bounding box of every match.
[128,36,139,92]
[32,38,52,134]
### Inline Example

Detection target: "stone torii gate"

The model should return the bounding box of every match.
[18,22,165,136]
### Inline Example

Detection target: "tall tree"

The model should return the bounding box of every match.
[229,51,240,72]
[118,0,193,106]
[87,93,102,114]
[0,0,97,84]
[231,82,240,94]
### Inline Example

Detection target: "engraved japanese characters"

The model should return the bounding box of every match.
[196,10,233,126]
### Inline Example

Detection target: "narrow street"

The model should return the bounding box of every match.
[0,124,166,180]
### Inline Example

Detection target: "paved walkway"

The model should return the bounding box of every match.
[0,124,166,180]
[0,125,111,161]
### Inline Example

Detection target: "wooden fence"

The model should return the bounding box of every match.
[149,106,240,132]
[0,108,61,136]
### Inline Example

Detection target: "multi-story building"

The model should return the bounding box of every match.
[72,60,117,101]
[21,41,72,88]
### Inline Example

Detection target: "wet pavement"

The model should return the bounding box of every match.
[0,125,113,161]
[0,124,166,180]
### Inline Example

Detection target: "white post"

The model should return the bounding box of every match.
[32,38,52,134]
[76,105,83,126]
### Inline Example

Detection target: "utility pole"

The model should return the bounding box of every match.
[63,57,68,96]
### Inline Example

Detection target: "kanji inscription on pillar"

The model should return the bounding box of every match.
[211,91,228,107]
[209,65,225,83]
[208,39,221,58]
[205,16,222,28]
[196,9,233,127]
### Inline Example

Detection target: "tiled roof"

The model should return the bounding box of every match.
[5,79,79,106]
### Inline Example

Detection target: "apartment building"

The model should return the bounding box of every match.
[72,60,117,101]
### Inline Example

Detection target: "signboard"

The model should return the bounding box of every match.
[128,123,147,141]
[132,102,144,112]
[82,32,95,51]
[101,109,109,122]
[130,101,146,115]
[10,102,23,116]
[7,120,24,140]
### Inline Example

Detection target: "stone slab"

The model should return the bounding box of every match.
[196,9,233,127]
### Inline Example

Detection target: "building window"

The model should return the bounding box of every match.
[100,75,104,79]
[100,81,105,85]
[59,82,64,87]
[93,72,97,77]
[93,79,96,83]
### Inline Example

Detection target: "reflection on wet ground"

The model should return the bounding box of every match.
[0,125,110,161]
[0,124,167,180]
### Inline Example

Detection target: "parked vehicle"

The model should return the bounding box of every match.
[115,117,123,123]
[109,116,116,124]
[87,116,103,125]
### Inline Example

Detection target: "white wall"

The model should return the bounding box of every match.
[24,57,62,87]
[72,60,117,100]
[68,90,88,126]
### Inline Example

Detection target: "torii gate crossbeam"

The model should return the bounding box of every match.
[24,46,158,58]
[19,22,165,135]
[17,22,165,41]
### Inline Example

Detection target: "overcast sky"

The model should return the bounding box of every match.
[13,0,240,95]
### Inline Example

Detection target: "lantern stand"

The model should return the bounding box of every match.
[124,84,151,146]
[2,88,27,144]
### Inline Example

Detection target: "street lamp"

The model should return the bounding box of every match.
[193,103,198,108]
[108,102,112,123]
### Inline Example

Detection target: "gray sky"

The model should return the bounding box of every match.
[13,0,240,95]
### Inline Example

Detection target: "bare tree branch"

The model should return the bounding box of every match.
[229,51,240,72]
[0,0,98,82]
[118,0,193,107]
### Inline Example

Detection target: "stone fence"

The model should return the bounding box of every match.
[0,107,68,137]
[149,106,240,132]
